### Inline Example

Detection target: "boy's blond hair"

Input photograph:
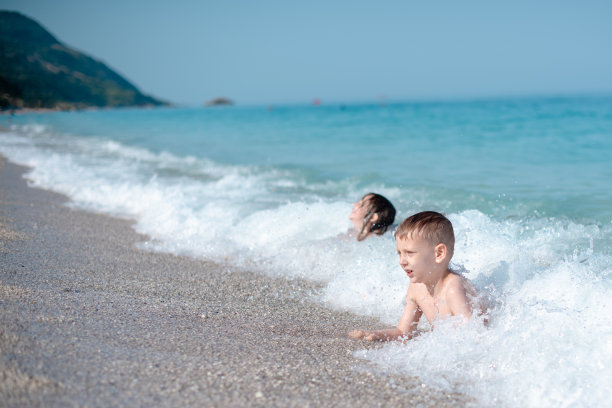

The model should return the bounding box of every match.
[394,211,455,257]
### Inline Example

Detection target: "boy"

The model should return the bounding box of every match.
[349,211,476,342]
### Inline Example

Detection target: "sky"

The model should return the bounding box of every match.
[2,0,612,106]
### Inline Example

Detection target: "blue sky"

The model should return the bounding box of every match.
[2,0,612,105]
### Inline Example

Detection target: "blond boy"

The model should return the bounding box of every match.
[349,211,476,341]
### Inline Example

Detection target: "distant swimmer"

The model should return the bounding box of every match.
[349,211,481,341]
[349,193,396,241]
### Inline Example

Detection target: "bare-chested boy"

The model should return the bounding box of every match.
[349,211,477,342]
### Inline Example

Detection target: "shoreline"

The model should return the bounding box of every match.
[0,104,173,116]
[0,156,469,406]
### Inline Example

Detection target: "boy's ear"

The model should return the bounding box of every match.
[434,243,447,263]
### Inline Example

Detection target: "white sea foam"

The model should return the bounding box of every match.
[1,124,610,407]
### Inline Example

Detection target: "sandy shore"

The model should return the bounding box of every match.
[0,156,468,407]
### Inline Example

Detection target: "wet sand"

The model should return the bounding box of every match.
[0,156,468,407]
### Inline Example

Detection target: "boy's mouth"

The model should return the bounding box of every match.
[404,269,413,277]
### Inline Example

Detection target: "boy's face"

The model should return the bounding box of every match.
[396,234,440,284]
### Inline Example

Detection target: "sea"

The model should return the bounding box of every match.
[1,95,611,407]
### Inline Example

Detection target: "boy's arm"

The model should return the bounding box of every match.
[348,292,422,342]
[446,278,473,320]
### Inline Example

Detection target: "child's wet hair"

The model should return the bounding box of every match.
[394,211,455,256]
[357,193,396,241]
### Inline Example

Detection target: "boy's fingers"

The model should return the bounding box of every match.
[348,330,365,339]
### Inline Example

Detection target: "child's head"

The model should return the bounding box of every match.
[349,193,396,241]
[394,211,455,257]
[394,211,455,282]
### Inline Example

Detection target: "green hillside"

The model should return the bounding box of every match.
[0,11,167,110]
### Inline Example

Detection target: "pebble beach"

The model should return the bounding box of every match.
[0,156,467,407]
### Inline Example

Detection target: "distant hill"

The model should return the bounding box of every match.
[205,97,234,107]
[0,11,167,110]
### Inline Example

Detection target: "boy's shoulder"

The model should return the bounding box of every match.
[445,270,464,284]
[445,270,477,298]
[405,281,429,303]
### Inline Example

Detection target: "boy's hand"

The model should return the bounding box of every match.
[348,329,366,339]
[348,330,379,341]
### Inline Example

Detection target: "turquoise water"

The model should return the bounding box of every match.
[1,95,611,407]
[7,95,611,223]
